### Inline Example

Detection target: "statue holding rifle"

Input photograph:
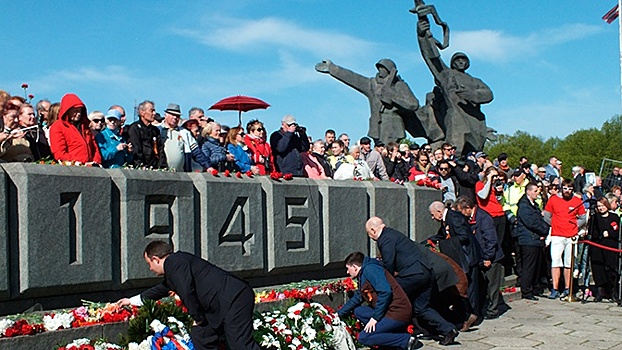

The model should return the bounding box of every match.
[412,0,493,156]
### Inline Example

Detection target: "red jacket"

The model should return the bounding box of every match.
[243,134,273,175]
[49,93,102,164]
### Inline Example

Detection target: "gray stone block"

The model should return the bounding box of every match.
[363,181,409,234]
[110,169,195,286]
[189,173,264,274]
[0,167,7,300]
[405,184,442,242]
[315,179,369,265]
[260,177,321,272]
[2,164,112,297]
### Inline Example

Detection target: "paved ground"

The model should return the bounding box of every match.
[419,293,622,350]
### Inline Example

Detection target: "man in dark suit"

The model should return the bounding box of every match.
[429,201,483,320]
[366,217,459,346]
[118,241,260,350]
[455,196,505,320]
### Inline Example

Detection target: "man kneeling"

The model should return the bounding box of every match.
[338,252,421,350]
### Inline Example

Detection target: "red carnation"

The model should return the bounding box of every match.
[283,173,293,180]
[21,83,28,89]
[4,327,17,337]
[236,172,242,178]
[210,169,219,176]
[245,170,253,178]
[224,169,231,177]
[28,94,34,99]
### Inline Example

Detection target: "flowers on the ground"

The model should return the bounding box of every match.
[128,317,195,350]
[253,302,354,350]
[43,312,74,331]
[254,278,356,303]
[57,337,123,350]
[123,298,193,347]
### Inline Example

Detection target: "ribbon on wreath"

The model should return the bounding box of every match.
[149,321,194,350]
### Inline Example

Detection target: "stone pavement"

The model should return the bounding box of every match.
[420,296,622,350]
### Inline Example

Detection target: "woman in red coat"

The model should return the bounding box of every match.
[49,93,101,165]
[243,119,273,175]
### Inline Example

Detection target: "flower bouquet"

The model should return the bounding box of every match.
[57,338,123,350]
[254,278,356,303]
[128,317,194,350]
[253,302,355,350]
[122,298,193,348]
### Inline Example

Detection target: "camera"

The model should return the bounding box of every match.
[493,179,504,188]
[296,125,307,134]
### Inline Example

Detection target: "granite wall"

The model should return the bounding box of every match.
[0,164,440,315]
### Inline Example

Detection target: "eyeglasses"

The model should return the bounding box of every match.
[254,127,265,132]
[342,138,350,142]
[92,119,105,123]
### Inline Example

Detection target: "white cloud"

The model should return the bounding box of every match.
[446,23,603,64]
[171,15,376,59]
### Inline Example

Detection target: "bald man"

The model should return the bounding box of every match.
[366,217,459,346]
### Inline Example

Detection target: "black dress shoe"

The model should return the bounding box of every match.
[406,335,423,350]
[484,312,499,320]
[439,328,459,346]
[522,295,539,301]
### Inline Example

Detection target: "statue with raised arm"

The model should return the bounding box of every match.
[412,1,493,156]
[315,58,424,145]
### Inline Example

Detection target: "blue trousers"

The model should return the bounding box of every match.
[354,306,410,348]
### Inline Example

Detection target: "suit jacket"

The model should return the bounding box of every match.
[516,194,550,247]
[377,226,432,277]
[141,252,251,328]
[471,207,504,263]
[413,242,460,293]
[431,209,482,270]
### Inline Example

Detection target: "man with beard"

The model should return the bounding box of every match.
[315,58,420,145]
[543,179,586,299]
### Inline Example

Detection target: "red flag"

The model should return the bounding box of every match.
[603,4,619,24]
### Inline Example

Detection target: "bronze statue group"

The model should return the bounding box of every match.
[317,1,494,160]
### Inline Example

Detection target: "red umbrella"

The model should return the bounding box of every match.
[208,95,270,126]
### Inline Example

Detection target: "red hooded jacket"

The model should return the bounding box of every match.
[49,93,102,164]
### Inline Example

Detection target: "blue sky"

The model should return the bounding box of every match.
[2,1,621,145]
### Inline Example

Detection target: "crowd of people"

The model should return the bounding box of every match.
[0,90,463,184]
[2,90,621,348]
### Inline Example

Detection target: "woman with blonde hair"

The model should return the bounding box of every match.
[226,126,258,174]
[201,122,234,171]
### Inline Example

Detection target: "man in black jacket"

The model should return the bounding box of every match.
[455,196,505,319]
[269,114,309,176]
[516,184,550,300]
[118,241,260,350]
[127,100,167,169]
[429,201,483,319]
[366,217,459,346]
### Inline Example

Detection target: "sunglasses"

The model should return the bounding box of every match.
[439,167,449,171]
[562,186,573,191]
[92,119,105,123]
[254,127,265,132]
[237,132,245,136]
